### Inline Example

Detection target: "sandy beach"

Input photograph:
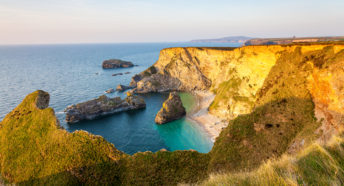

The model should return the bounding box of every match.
[186,91,228,142]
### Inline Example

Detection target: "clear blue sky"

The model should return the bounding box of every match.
[0,0,343,44]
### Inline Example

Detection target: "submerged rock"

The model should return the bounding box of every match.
[155,92,186,124]
[65,94,146,123]
[102,59,134,69]
[112,73,123,76]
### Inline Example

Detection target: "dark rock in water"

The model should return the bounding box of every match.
[125,72,131,74]
[112,73,123,76]
[35,90,50,109]
[105,88,115,93]
[65,94,146,123]
[116,84,131,92]
[102,59,134,69]
[155,92,186,124]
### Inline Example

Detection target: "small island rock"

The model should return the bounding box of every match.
[102,59,134,69]
[155,92,186,124]
[65,94,146,123]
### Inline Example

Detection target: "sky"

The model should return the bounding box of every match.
[0,0,343,44]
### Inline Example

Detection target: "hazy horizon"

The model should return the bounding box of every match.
[1,0,343,45]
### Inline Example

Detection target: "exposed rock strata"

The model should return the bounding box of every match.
[155,92,186,124]
[65,94,146,123]
[102,59,134,69]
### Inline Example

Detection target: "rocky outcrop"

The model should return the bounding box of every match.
[65,94,146,123]
[102,59,134,69]
[35,90,50,109]
[116,84,131,92]
[155,92,186,124]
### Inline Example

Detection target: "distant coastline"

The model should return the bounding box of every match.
[190,36,252,43]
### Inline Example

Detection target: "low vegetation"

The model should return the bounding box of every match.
[203,133,344,185]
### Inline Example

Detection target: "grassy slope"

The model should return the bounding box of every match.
[203,133,344,185]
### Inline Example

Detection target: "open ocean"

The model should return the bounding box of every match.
[0,42,240,154]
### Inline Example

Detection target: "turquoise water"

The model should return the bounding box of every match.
[0,43,240,154]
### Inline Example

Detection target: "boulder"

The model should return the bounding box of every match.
[65,94,146,123]
[155,92,186,124]
[102,59,134,69]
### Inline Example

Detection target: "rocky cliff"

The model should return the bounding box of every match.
[131,44,344,123]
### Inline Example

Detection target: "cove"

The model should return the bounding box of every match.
[0,43,238,155]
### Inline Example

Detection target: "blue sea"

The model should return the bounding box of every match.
[0,42,240,154]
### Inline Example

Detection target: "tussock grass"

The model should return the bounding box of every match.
[203,135,344,186]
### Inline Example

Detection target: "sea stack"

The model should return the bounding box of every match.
[102,59,134,69]
[155,92,186,124]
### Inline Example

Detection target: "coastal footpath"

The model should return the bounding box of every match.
[1,43,344,185]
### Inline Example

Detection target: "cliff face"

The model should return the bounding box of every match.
[133,44,344,123]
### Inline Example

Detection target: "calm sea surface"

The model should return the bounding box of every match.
[0,42,240,154]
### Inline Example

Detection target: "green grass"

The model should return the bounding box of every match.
[209,77,243,110]
[208,97,320,173]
